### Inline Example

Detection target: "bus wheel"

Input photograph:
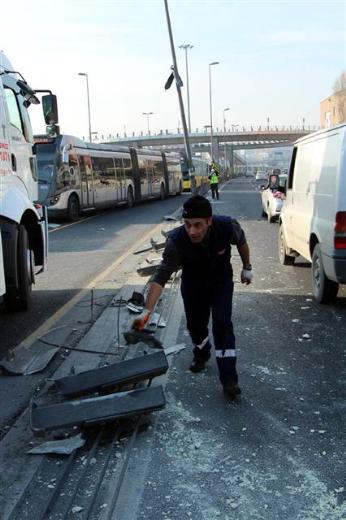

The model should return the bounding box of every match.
[160,184,166,200]
[4,225,33,312]
[126,187,134,208]
[312,244,339,303]
[67,194,80,221]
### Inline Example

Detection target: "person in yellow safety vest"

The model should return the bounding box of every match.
[209,167,219,200]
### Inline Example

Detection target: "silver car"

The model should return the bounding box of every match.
[261,174,287,222]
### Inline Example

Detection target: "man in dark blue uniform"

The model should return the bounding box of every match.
[132,195,253,398]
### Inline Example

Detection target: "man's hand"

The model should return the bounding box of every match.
[132,309,151,331]
[241,268,253,285]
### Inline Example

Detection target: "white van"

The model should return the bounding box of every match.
[278,123,346,303]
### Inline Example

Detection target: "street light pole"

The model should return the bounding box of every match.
[164,0,196,194]
[179,44,194,133]
[142,112,154,135]
[223,107,230,132]
[223,108,230,173]
[209,61,219,162]
[78,72,91,142]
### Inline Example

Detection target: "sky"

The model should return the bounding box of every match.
[2,0,345,140]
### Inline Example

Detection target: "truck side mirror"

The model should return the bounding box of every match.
[42,94,58,125]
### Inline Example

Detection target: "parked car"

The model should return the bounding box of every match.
[261,174,287,222]
[278,123,346,303]
[256,170,268,182]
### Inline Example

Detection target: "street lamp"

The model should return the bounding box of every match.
[209,61,219,161]
[223,107,230,132]
[78,72,91,142]
[179,44,194,133]
[142,112,154,135]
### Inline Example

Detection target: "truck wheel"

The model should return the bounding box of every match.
[67,194,80,221]
[160,183,166,200]
[278,224,295,265]
[312,244,339,303]
[4,225,33,312]
[126,187,134,208]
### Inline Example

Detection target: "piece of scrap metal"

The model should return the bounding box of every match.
[0,342,59,375]
[55,351,168,397]
[126,302,143,314]
[30,386,166,432]
[27,434,86,455]
[137,263,160,277]
[123,330,163,349]
[164,343,186,356]
[150,238,166,251]
[149,313,166,328]
[163,215,179,221]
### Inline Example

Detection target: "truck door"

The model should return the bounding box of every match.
[3,83,36,201]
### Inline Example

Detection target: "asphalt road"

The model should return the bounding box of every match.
[1,177,345,519]
[0,194,186,355]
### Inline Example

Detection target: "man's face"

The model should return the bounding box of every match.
[184,217,212,243]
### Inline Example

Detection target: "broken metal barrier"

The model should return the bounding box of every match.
[30,385,166,433]
[55,351,168,397]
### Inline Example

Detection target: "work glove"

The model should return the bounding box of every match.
[132,309,151,331]
[241,268,253,285]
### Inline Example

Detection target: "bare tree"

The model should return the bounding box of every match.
[332,71,346,122]
[333,71,346,93]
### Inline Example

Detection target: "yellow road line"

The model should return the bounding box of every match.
[48,213,99,233]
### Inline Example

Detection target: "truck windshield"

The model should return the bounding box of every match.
[36,143,56,183]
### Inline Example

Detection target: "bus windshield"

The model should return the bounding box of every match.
[36,143,56,183]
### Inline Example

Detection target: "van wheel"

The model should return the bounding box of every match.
[160,183,166,200]
[312,244,339,303]
[278,224,295,265]
[4,225,33,312]
[67,194,80,221]
[126,187,134,208]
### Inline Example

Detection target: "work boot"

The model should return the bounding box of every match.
[189,358,207,373]
[223,381,241,399]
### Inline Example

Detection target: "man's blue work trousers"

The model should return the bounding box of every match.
[181,276,237,385]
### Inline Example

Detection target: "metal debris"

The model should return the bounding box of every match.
[27,434,86,455]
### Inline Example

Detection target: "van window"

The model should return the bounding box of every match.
[4,87,23,134]
[288,147,297,189]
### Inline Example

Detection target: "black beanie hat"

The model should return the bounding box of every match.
[182,195,212,219]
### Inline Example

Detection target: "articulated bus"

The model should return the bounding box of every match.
[181,157,209,193]
[34,135,183,221]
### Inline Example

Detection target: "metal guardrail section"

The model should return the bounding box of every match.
[30,386,166,432]
[55,351,168,397]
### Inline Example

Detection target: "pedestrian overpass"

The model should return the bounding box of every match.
[107,128,311,163]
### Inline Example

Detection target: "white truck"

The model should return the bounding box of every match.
[0,52,58,311]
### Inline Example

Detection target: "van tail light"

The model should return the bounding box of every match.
[334,212,346,249]
[335,212,346,232]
